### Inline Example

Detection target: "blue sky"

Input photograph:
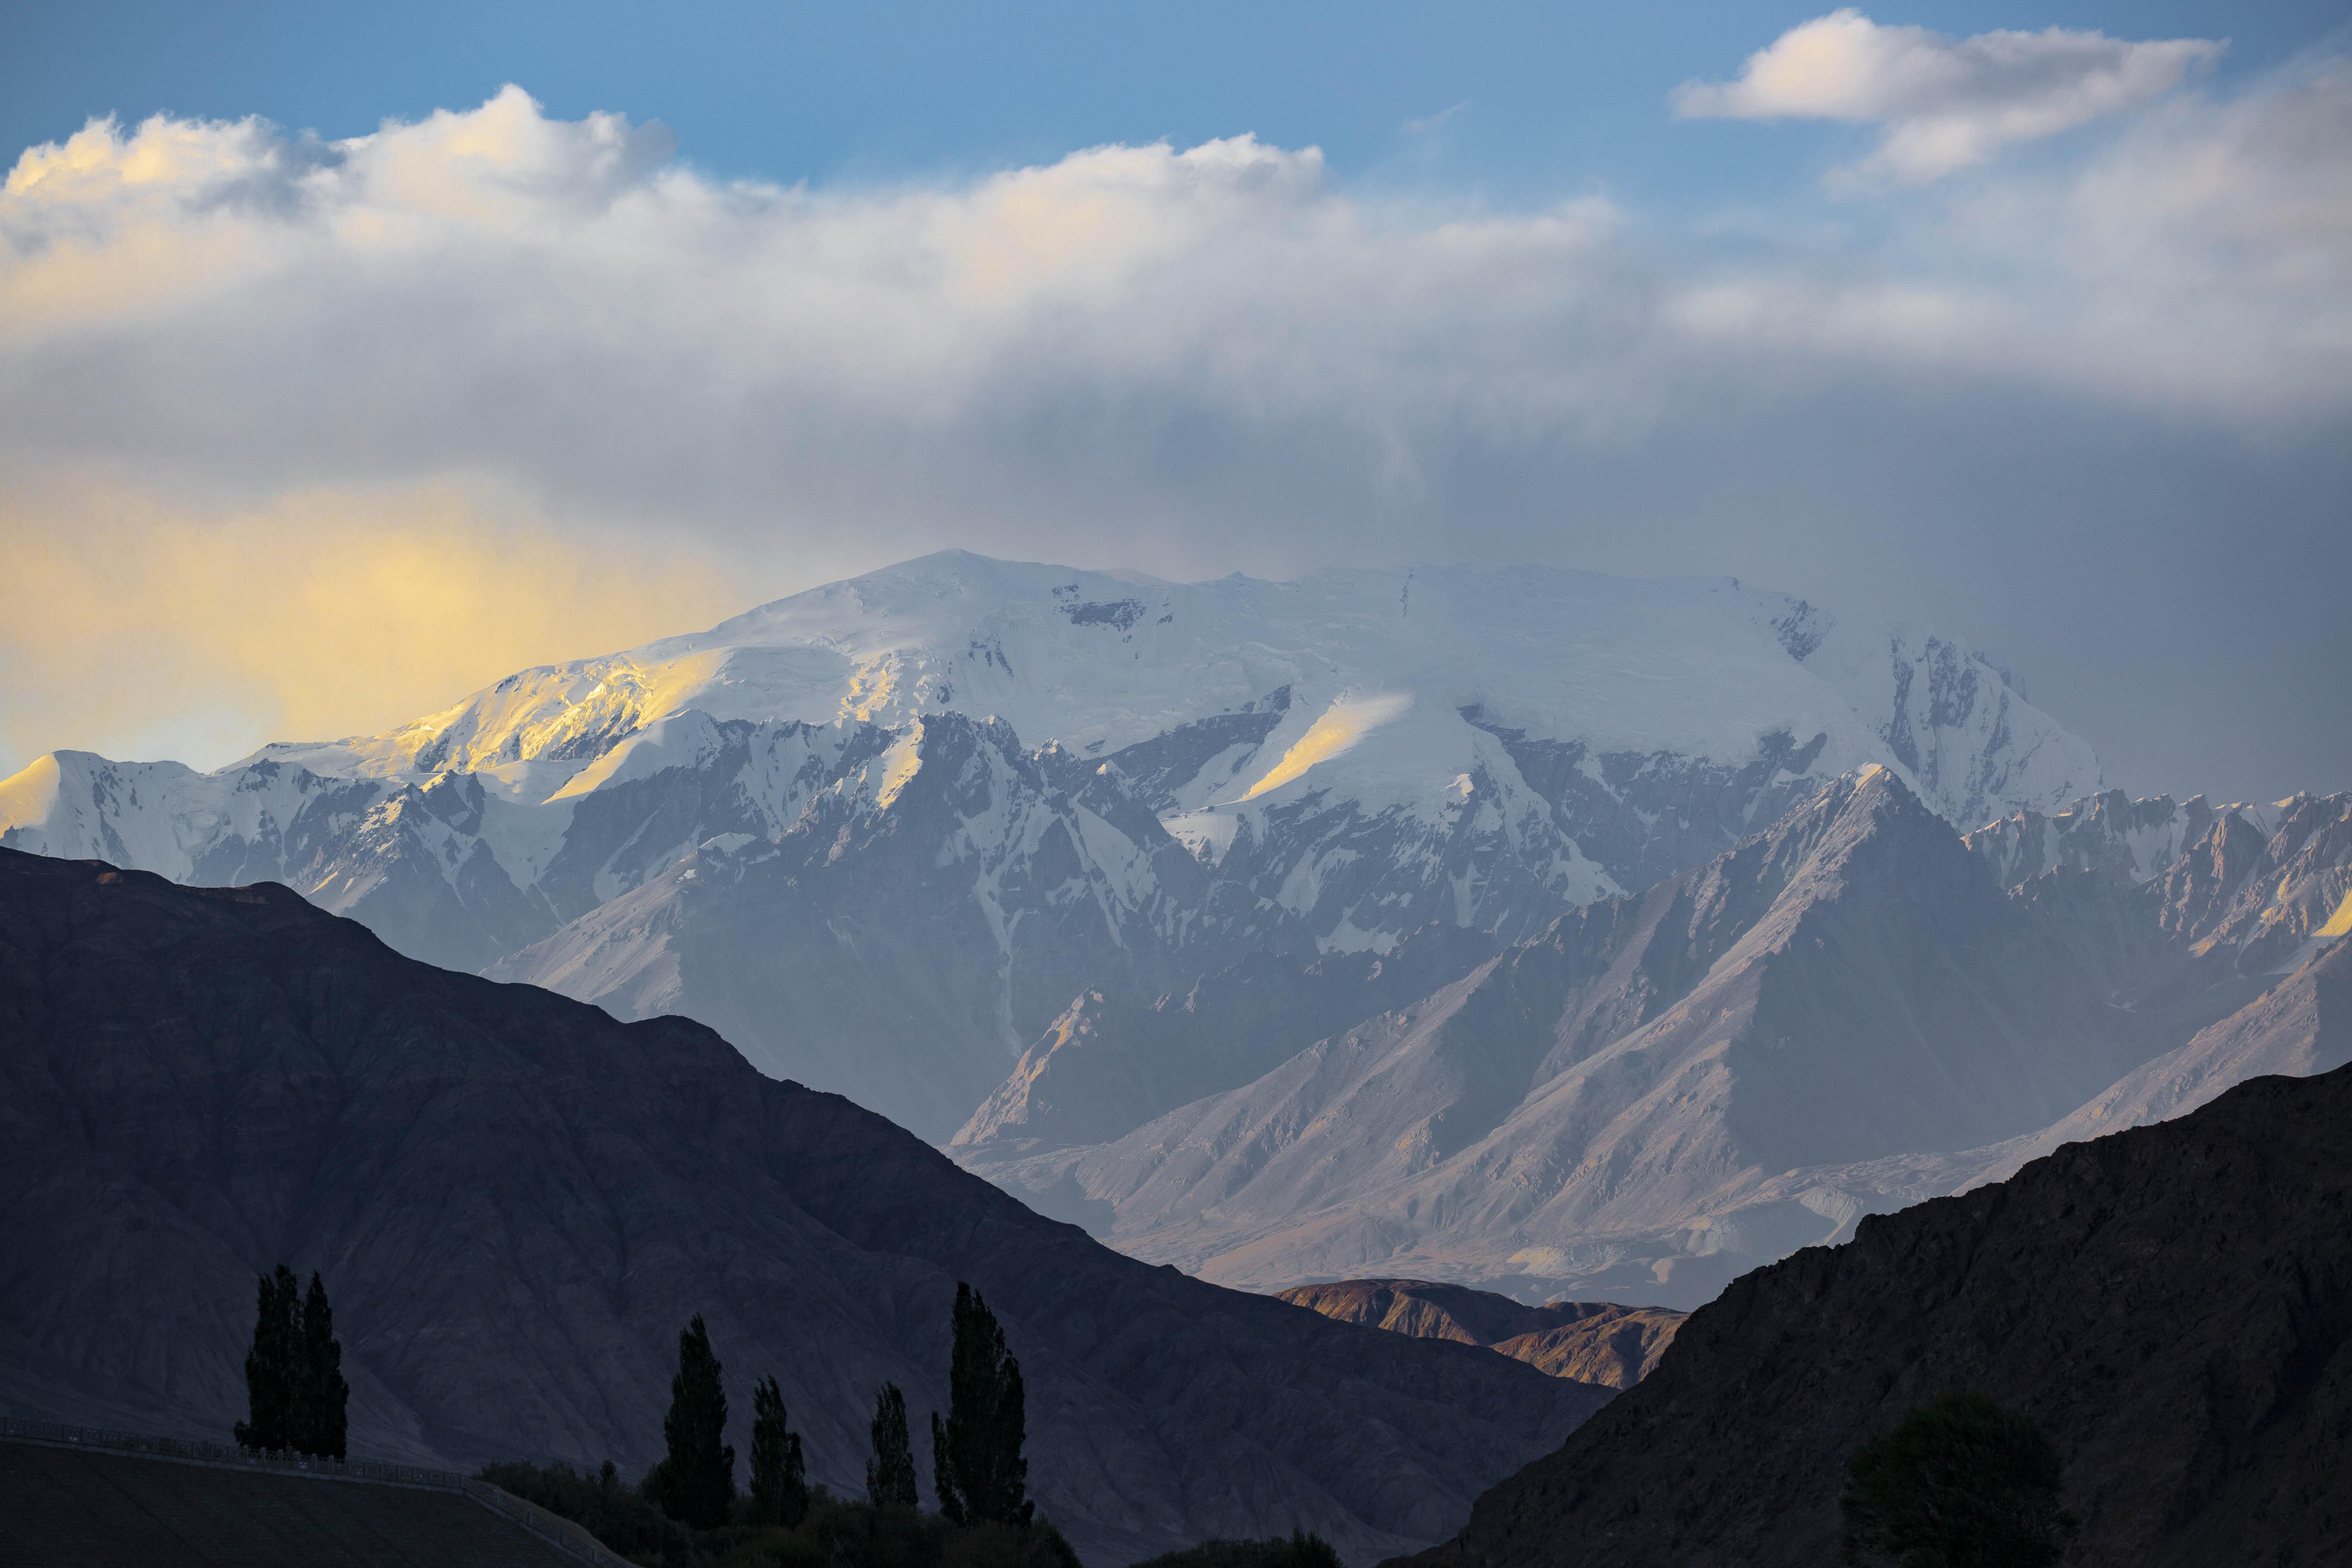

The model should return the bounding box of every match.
[11,1,2337,203]
[2,3,2348,800]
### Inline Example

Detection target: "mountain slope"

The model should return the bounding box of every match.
[955,922,1501,1156]
[1399,1061,2352,1568]
[1906,932,2352,1197]
[965,776,2347,1307]
[963,771,2182,1301]
[2,555,2099,1137]
[0,847,1606,1568]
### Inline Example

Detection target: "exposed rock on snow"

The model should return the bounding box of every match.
[1963,786,2282,889]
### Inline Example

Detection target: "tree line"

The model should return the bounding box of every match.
[238,1272,1343,1566]
[642,1281,1031,1533]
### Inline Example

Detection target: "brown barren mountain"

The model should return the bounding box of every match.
[1274,1282,1683,1390]
[0,848,1609,1568]
[1394,1058,2352,1568]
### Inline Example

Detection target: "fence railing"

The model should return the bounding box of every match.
[0,1414,636,1568]
[0,1414,467,1488]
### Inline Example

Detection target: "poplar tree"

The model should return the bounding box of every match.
[235,1266,352,1459]
[296,1272,350,1460]
[747,1375,808,1528]
[865,1382,918,1508]
[929,1283,1032,1528]
[234,1265,301,1452]
[650,1315,736,1530]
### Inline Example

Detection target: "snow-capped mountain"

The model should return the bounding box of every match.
[0,552,2099,1137]
[1963,788,2285,890]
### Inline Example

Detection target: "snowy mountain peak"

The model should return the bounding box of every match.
[235,555,2097,827]
[2,553,2104,1134]
[1963,788,2296,890]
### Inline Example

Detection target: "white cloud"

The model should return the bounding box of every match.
[0,75,2332,477]
[0,75,2342,640]
[0,75,2344,792]
[1672,9,2223,181]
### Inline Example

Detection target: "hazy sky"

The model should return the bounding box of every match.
[3,2,2346,801]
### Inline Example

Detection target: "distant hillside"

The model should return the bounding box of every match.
[0,848,1606,1568]
[1274,1283,1682,1390]
[1395,1061,2352,1568]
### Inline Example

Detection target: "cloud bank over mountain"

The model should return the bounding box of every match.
[2,50,2347,797]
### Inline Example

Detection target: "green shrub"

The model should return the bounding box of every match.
[478,1458,695,1562]
[1840,1392,2079,1568]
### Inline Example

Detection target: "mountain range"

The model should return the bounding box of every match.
[4,547,2349,1562]
[0,846,1605,1568]
[4,551,2342,1320]
[0,553,2098,1141]
[957,772,2352,1307]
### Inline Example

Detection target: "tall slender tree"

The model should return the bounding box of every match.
[746,1374,808,1528]
[296,1271,349,1460]
[929,1283,1032,1528]
[649,1315,736,1530]
[234,1265,300,1452]
[866,1382,918,1508]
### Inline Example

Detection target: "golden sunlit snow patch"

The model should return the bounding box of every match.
[2318,888,2352,940]
[1240,693,1413,801]
[0,754,63,835]
[871,726,926,811]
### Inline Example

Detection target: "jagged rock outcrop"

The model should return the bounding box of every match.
[1274,1281,1683,1390]
[0,848,1608,1568]
[1396,1062,2352,1568]
[1964,787,2239,889]
[1,554,2100,1138]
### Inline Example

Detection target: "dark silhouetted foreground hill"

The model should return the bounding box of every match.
[1395,1061,2352,1568]
[0,849,1608,1567]
[0,1432,595,1566]
[1273,1283,1682,1390]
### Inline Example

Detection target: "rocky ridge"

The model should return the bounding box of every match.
[1396,1060,2352,1568]
[1273,1281,1684,1390]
